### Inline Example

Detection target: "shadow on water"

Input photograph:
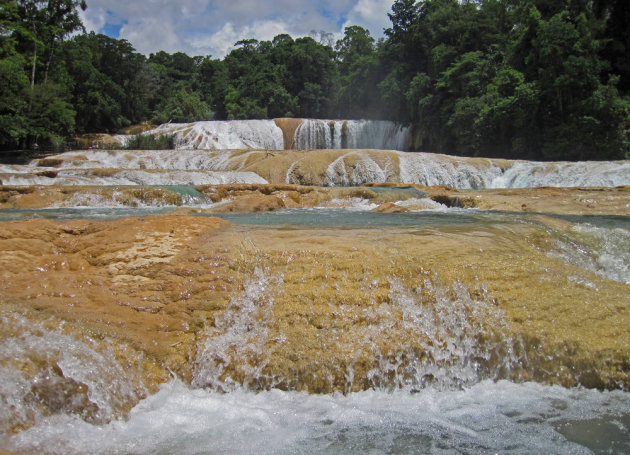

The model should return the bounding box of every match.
[555,414,630,455]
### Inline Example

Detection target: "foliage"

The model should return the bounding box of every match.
[124,133,175,150]
[0,0,628,160]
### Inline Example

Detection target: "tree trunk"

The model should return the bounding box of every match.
[43,37,56,84]
[30,41,37,89]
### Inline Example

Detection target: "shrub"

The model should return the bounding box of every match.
[124,133,175,150]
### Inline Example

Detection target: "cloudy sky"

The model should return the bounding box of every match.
[79,0,396,58]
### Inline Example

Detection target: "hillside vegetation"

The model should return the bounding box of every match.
[1,0,629,160]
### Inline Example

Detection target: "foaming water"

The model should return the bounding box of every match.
[48,149,263,171]
[3,380,628,454]
[193,267,284,391]
[144,120,285,150]
[547,222,630,285]
[490,160,630,188]
[397,152,504,189]
[2,147,629,189]
[0,209,628,453]
[0,314,146,433]
[190,263,514,393]
[293,119,410,150]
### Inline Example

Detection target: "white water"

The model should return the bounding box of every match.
[0,213,628,453]
[548,222,630,285]
[3,380,628,454]
[321,150,630,188]
[2,147,629,189]
[293,119,410,150]
[124,119,410,151]
[142,120,285,150]
[2,265,629,453]
[0,169,267,186]
[33,149,264,172]
[490,160,630,188]
[0,314,147,432]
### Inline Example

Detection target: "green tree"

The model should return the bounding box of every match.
[0,54,29,146]
[152,84,211,123]
[335,26,380,118]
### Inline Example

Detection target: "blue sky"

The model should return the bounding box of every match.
[80,0,396,57]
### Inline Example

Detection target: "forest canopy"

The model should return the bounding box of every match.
[1,0,629,160]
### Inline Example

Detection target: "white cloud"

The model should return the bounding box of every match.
[79,0,396,57]
[119,17,183,55]
[78,6,106,33]
[342,0,394,38]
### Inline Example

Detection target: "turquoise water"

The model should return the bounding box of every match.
[1,206,627,229]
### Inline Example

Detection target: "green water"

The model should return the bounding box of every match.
[1,206,628,230]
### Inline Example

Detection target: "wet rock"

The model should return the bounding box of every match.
[371,202,408,213]
[209,195,285,212]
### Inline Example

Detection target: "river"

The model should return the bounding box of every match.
[0,120,629,454]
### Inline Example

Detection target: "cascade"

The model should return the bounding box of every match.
[287,119,411,150]
[1,147,629,190]
[0,212,628,453]
[489,160,630,188]
[141,120,285,150]
[0,117,629,454]
[125,119,412,151]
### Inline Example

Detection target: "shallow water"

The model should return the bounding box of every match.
[0,202,628,454]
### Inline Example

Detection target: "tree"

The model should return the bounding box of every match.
[0,54,29,146]
[16,0,86,87]
[152,84,211,123]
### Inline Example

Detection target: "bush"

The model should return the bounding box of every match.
[124,133,175,150]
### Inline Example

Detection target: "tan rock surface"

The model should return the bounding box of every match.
[0,213,627,402]
[3,183,628,215]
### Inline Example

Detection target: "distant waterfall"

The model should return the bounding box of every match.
[144,120,285,150]
[135,119,411,151]
[292,119,410,150]
[488,160,630,188]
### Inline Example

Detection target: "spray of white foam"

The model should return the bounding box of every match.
[3,379,629,454]
[317,197,380,210]
[192,267,285,391]
[0,314,146,435]
[547,223,630,285]
[354,278,514,391]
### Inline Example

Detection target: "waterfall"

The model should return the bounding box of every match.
[292,119,410,150]
[489,160,630,188]
[140,120,285,150]
[3,148,629,189]
[126,119,411,151]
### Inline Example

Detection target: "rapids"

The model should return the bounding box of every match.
[0,119,629,454]
[1,147,629,189]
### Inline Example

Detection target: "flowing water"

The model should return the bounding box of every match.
[0,207,628,454]
[0,120,629,454]
[2,149,628,189]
